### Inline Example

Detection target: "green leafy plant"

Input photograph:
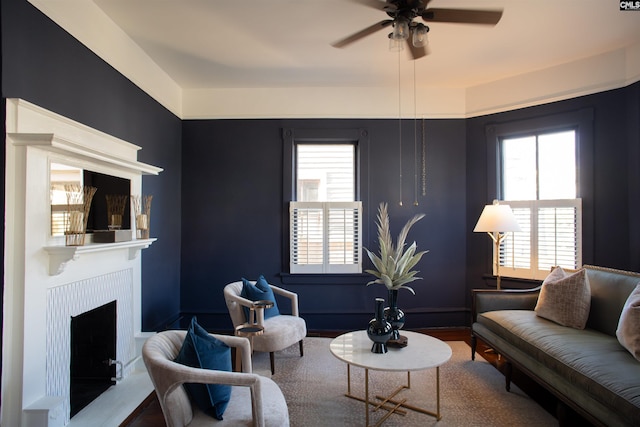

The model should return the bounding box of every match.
[364,202,428,294]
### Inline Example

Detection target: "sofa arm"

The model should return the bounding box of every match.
[472,287,541,322]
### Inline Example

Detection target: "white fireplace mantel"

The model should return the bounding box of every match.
[44,238,157,275]
[2,98,162,427]
[8,132,162,176]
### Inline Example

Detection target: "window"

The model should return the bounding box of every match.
[289,201,361,273]
[497,129,582,280]
[283,128,368,275]
[296,144,355,202]
[502,131,576,200]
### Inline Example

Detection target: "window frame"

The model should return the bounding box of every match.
[484,109,594,279]
[282,128,369,278]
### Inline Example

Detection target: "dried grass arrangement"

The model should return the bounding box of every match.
[132,195,153,239]
[106,194,128,230]
[64,184,97,246]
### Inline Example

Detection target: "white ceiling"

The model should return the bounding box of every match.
[30,0,640,118]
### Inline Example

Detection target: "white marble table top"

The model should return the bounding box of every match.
[330,330,452,372]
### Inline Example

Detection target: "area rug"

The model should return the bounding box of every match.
[252,337,556,427]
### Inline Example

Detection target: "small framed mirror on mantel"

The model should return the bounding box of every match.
[50,163,132,237]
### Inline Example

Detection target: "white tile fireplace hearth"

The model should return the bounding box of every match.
[3,99,163,426]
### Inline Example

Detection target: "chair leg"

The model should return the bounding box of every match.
[270,352,275,375]
[299,340,304,357]
[470,335,477,361]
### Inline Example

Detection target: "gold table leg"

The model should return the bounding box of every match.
[365,368,369,427]
[437,366,441,420]
[343,364,443,426]
[373,367,442,420]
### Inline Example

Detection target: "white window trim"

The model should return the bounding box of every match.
[498,199,582,280]
[290,201,362,274]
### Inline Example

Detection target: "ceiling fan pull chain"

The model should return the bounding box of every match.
[422,116,427,197]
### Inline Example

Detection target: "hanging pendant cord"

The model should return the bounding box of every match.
[413,59,418,206]
[398,49,403,207]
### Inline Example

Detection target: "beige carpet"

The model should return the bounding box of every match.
[252,337,557,427]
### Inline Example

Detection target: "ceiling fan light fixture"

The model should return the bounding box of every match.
[331,2,503,60]
[388,33,404,52]
[391,18,409,41]
[412,23,429,48]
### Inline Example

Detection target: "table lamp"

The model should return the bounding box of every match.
[474,200,521,290]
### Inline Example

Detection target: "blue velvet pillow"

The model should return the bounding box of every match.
[240,275,280,322]
[174,316,232,420]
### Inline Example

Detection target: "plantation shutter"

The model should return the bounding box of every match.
[499,199,582,280]
[290,201,361,273]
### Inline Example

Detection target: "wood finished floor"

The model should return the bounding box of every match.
[120,328,589,427]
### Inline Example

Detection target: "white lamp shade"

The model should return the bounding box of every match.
[474,203,521,233]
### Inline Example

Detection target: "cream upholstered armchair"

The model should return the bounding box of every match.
[142,330,289,427]
[224,280,306,374]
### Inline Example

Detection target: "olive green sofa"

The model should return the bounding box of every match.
[471,265,640,427]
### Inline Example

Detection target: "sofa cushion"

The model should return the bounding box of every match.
[616,282,640,362]
[535,267,590,329]
[175,317,232,420]
[584,265,640,336]
[476,310,640,425]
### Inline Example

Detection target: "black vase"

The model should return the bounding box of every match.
[384,289,405,341]
[367,298,393,354]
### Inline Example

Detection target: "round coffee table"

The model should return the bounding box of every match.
[330,330,452,426]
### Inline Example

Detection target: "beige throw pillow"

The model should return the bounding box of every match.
[616,282,640,362]
[535,267,591,329]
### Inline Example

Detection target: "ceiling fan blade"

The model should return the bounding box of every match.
[407,39,428,60]
[349,0,389,11]
[422,8,503,25]
[332,20,393,48]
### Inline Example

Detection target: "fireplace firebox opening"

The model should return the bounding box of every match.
[70,300,117,417]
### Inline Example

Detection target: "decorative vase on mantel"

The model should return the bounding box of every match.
[367,298,393,354]
[384,289,407,347]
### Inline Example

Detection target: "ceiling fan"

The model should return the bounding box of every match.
[332,0,503,59]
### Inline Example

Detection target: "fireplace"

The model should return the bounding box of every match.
[3,99,162,427]
[70,301,116,418]
[42,269,143,426]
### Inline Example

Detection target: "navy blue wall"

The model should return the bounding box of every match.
[181,119,467,332]
[1,0,183,331]
[627,83,640,269]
